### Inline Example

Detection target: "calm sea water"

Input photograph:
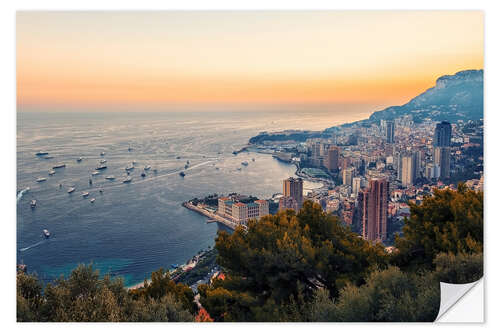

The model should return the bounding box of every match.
[16,110,355,286]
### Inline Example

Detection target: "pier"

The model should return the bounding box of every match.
[182,202,241,230]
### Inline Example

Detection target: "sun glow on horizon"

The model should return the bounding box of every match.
[17,11,483,113]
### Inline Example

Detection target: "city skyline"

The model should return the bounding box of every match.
[17,11,483,113]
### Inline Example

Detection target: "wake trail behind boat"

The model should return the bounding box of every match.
[17,188,30,203]
[19,240,46,252]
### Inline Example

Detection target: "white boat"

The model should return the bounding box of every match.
[95,165,107,170]
[123,176,132,183]
[43,229,50,238]
[36,177,47,182]
[105,175,115,180]
[77,157,83,162]
[92,171,100,176]
[53,164,66,169]
[90,198,96,203]
[132,160,137,165]
[43,156,54,159]
[100,152,105,156]
[100,159,107,163]
[125,165,134,171]
[144,165,151,170]
[48,170,56,175]
[30,199,36,208]
[35,151,49,156]
[82,192,89,197]
[241,161,249,166]
[67,187,75,193]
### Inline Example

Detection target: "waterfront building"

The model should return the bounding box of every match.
[386,120,395,143]
[217,197,234,216]
[433,121,452,147]
[358,178,388,242]
[255,199,270,217]
[247,202,260,220]
[283,177,303,209]
[232,202,248,224]
[279,196,299,212]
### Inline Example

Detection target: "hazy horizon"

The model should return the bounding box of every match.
[17,11,483,113]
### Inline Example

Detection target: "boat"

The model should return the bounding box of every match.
[30,199,36,208]
[237,167,242,171]
[100,152,105,156]
[36,177,47,182]
[90,198,96,203]
[35,151,49,156]
[153,168,158,173]
[184,164,189,169]
[100,159,107,163]
[241,161,249,166]
[125,165,134,171]
[77,157,83,162]
[43,156,54,159]
[92,171,100,176]
[53,164,66,169]
[132,160,137,165]
[67,187,75,193]
[186,160,190,164]
[176,156,181,159]
[179,171,186,177]
[48,170,55,175]
[105,175,115,180]
[43,229,50,238]
[99,189,103,194]
[252,158,255,162]
[141,172,146,177]
[82,192,89,197]
[95,165,107,170]
[128,147,132,152]
[123,176,132,183]
[144,165,151,170]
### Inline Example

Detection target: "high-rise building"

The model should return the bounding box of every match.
[386,120,395,143]
[433,121,452,147]
[401,155,414,187]
[434,147,451,179]
[325,146,340,173]
[342,167,355,187]
[283,177,304,209]
[358,178,388,242]
[352,177,362,196]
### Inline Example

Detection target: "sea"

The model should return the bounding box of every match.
[16,110,367,287]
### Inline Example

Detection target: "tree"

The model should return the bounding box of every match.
[393,184,483,270]
[202,201,388,321]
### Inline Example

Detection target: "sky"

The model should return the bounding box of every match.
[16,11,484,113]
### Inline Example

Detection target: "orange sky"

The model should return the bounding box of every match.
[16,11,484,112]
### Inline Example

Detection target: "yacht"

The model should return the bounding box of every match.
[100,152,105,156]
[132,160,137,165]
[30,199,36,208]
[105,175,115,180]
[82,192,89,198]
[43,155,54,159]
[89,178,92,185]
[48,170,55,175]
[35,151,49,156]
[67,187,75,193]
[123,176,132,183]
[144,165,151,170]
[90,198,96,203]
[53,164,66,169]
[92,171,100,176]
[43,229,50,238]
[141,172,146,177]
[241,161,249,166]
[77,157,83,162]
[36,177,47,182]
[125,165,134,171]
[128,147,132,152]
[179,171,186,177]
[95,165,107,170]
[100,159,107,163]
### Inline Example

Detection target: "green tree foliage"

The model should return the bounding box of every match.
[17,265,195,322]
[393,184,483,270]
[200,201,388,321]
[433,252,483,284]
